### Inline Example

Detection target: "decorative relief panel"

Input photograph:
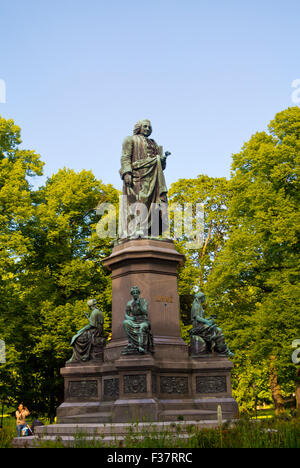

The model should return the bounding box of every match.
[68,380,98,398]
[103,378,119,399]
[160,376,189,394]
[124,374,147,394]
[196,375,227,394]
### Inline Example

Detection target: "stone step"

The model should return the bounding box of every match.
[57,408,226,424]
[36,420,222,436]
[13,420,226,447]
[59,412,112,424]
[12,432,193,448]
[57,401,112,417]
[160,409,231,421]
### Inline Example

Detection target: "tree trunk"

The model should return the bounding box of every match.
[269,355,285,414]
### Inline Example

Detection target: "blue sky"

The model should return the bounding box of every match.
[0,0,299,191]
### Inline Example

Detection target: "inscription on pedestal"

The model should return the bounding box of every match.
[68,380,98,398]
[155,296,173,303]
[160,376,188,394]
[196,376,227,393]
[124,374,147,394]
[103,378,119,399]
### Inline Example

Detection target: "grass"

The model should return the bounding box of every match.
[0,416,17,448]
[0,411,51,448]
[3,413,299,448]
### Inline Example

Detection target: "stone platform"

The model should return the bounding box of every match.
[57,354,237,423]
[12,419,231,447]
[56,239,238,424]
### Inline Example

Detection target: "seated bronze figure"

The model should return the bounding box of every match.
[122,286,154,355]
[67,299,106,363]
[189,291,234,358]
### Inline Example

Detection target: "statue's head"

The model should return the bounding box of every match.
[130,286,140,300]
[195,291,206,303]
[87,298,97,308]
[133,119,152,137]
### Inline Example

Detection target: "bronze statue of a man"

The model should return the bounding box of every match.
[119,119,170,238]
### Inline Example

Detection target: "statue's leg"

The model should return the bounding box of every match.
[67,331,91,362]
[190,335,207,355]
[122,319,141,354]
[137,323,149,353]
[214,330,234,357]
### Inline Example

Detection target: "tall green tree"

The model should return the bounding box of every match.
[0,115,119,418]
[20,168,118,418]
[169,175,230,331]
[206,107,300,412]
[0,115,44,408]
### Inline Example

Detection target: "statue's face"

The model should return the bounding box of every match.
[140,121,152,137]
[131,288,140,300]
[195,292,205,303]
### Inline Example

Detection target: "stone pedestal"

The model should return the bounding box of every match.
[103,238,187,361]
[56,239,238,424]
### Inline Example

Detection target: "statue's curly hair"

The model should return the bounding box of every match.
[133,119,152,135]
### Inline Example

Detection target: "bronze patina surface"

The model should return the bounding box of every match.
[119,119,170,238]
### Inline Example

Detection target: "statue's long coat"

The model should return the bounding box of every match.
[119,134,168,237]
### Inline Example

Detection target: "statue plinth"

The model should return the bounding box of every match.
[104,238,187,361]
[56,239,238,424]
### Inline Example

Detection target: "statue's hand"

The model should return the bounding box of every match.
[160,154,167,170]
[124,173,132,187]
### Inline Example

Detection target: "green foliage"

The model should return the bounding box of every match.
[0,115,118,418]
[206,107,300,411]
[0,416,18,448]
[169,108,299,412]
[169,175,230,290]
[169,175,231,335]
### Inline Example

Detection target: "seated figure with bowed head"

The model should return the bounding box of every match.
[122,286,154,355]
